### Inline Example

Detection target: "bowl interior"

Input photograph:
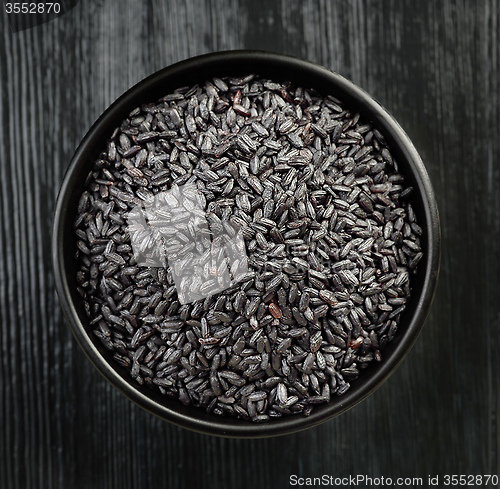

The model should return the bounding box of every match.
[53,51,440,438]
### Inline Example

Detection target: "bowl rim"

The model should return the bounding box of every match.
[52,49,440,438]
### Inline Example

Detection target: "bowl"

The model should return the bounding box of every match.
[52,50,440,438]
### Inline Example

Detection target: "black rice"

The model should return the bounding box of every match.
[74,74,423,422]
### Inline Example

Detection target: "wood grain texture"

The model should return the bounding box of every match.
[0,0,498,487]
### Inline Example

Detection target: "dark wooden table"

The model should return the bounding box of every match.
[1,1,499,487]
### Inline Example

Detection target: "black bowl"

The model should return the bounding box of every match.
[52,50,440,438]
